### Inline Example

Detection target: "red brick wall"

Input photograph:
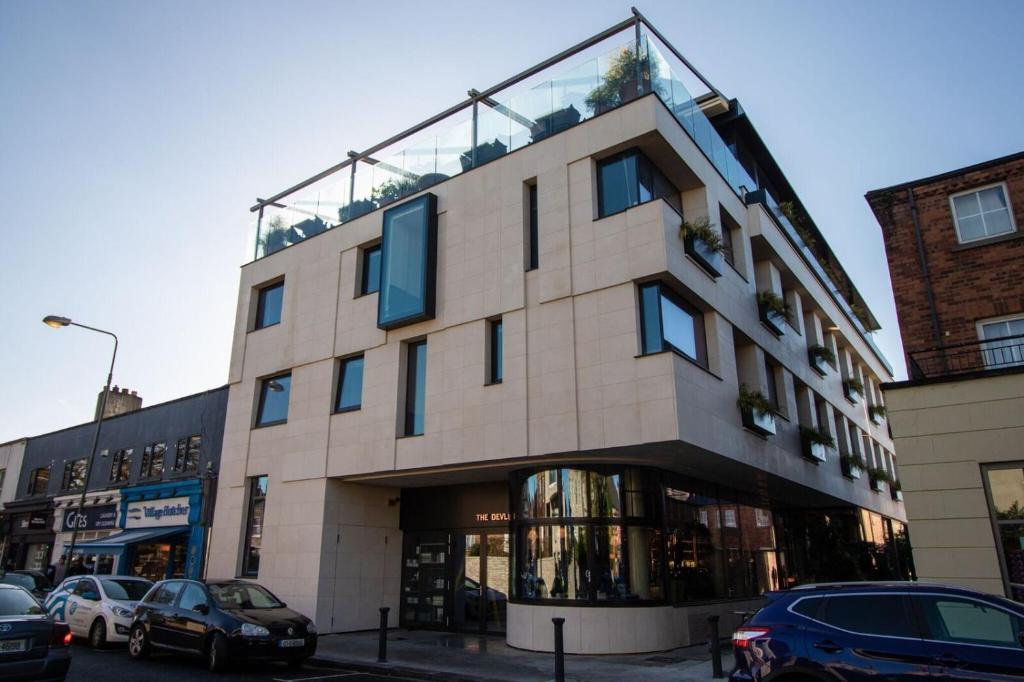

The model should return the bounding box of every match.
[868,155,1024,360]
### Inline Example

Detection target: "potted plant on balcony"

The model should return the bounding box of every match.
[807,344,835,376]
[259,216,290,256]
[757,291,790,336]
[868,404,886,424]
[679,215,723,278]
[842,376,864,404]
[867,466,891,492]
[584,46,650,115]
[890,479,903,501]
[799,425,834,463]
[840,452,865,479]
[737,384,776,436]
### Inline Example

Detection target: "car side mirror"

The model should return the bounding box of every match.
[193,603,210,615]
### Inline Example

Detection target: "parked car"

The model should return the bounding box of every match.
[43,575,152,648]
[730,581,1024,681]
[0,583,72,681]
[0,571,50,601]
[128,579,317,672]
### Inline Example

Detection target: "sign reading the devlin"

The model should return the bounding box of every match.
[125,496,192,529]
[62,505,117,531]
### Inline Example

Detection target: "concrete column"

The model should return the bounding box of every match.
[703,311,730,378]
[754,260,782,297]
[795,384,816,428]
[680,186,723,243]
[804,311,825,348]
[786,290,805,336]
[833,412,851,454]
[735,343,769,396]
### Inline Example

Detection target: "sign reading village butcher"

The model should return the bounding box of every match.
[125,496,192,529]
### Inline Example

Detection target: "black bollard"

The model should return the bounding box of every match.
[708,614,723,679]
[552,617,565,682]
[377,607,390,662]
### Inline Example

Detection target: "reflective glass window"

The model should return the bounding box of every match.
[255,281,284,329]
[256,373,291,427]
[916,595,1021,647]
[243,475,268,577]
[638,282,707,366]
[335,356,364,412]
[404,341,427,436]
[951,184,1015,243]
[597,150,681,218]
[822,595,916,637]
[361,245,381,295]
[378,194,437,329]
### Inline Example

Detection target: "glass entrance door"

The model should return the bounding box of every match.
[453,532,509,634]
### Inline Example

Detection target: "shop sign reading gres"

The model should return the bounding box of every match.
[62,505,118,531]
[125,496,192,529]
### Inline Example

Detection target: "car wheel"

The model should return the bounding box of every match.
[208,632,229,673]
[89,619,107,649]
[128,625,149,659]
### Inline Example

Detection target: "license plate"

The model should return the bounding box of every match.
[278,638,305,648]
[0,639,27,654]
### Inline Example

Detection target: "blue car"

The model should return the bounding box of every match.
[730,582,1024,681]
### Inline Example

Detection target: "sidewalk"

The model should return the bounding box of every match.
[313,629,726,681]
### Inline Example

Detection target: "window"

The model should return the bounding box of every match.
[178,583,208,612]
[720,220,735,267]
[27,466,49,495]
[254,280,284,330]
[527,183,539,270]
[242,475,268,577]
[792,596,823,619]
[334,356,364,412]
[256,373,291,427]
[983,464,1024,601]
[149,581,184,606]
[360,244,381,295]
[0,468,5,493]
[173,436,201,473]
[597,149,681,218]
[109,449,132,483]
[488,318,503,384]
[915,595,1022,647]
[140,442,165,479]
[638,282,707,367]
[950,183,1015,243]
[61,459,87,492]
[765,357,780,412]
[404,341,427,436]
[377,193,438,329]
[821,595,917,637]
[979,315,1024,369]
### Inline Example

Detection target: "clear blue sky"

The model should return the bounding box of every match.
[2,0,1023,443]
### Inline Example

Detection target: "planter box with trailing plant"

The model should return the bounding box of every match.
[757,291,789,336]
[868,404,886,425]
[737,385,776,436]
[799,426,833,463]
[807,344,834,377]
[843,377,863,404]
[679,216,722,278]
[840,452,865,479]
[890,479,903,502]
[868,466,890,493]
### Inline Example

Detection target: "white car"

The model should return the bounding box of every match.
[43,575,153,647]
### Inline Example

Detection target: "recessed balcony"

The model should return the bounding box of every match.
[757,292,789,337]
[842,378,862,405]
[799,426,832,463]
[737,385,776,436]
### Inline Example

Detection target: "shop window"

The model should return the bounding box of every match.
[377,193,438,329]
[242,475,268,577]
[61,459,87,492]
[334,355,364,413]
[109,449,132,483]
[140,442,165,479]
[597,149,681,218]
[526,182,539,270]
[173,436,201,473]
[638,282,708,367]
[255,373,291,427]
[254,280,284,330]
[487,318,503,384]
[404,341,427,436]
[27,466,49,495]
[360,244,381,296]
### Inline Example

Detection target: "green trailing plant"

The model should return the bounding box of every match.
[841,452,866,472]
[868,404,887,419]
[757,291,790,318]
[779,200,817,250]
[844,376,864,394]
[800,425,835,448]
[867,466,892,484]
[808,344,836,365]
[584,47,651,113]
[679,216,722,252]
[737,384,773,416]
[891,479,902,492]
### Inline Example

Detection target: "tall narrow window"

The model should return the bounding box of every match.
[378,193,438,329]
[173,435,201,473]
[242,475,268,577]
[27,466,49,495]
[597,150,680,218]
[527,184,539,271]
[488,319,503,384]
[140,442,165,479]
[360,244,381,295]
[404,341,427,436]
[256,373,291,427]
[61,458,87,492]
[109,449,132,483]
[254,280,284,330]
[764,357,780,412]
[335,355,364,412]
[638,282,707,367]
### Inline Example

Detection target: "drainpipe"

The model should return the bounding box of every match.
[907,187,943,352]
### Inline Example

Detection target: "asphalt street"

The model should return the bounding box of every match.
[64,640,429,682]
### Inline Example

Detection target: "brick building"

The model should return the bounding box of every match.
[868,150,1024,600]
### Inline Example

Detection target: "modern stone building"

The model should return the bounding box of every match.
[208,11,908,653]
[869,150,1024,601]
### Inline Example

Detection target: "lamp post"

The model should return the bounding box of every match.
[43,315,118,575]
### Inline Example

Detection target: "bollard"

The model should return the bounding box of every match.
[708,614,724,679]
[552,617,566,682]
[377,607,390,662]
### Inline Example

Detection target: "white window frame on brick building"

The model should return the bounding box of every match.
[949,181,1016,244]
[976,313,1024,369]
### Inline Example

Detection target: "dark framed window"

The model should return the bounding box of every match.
[765,356,780,412]
[61,458,87,492]
[254,280,284,330]
[377,193,438,330]
[335,355,364,413]
[982,463,1024,601]
[109,449,132,483]
[242,475,268,577]
[821,595,917,637]
[27,466,49,495]
[404,341,427,436]
[721,223,735,267]
[638,282,707,367]
[173,435,201,473]
[360,244,381,295]
[256,373,291,427]
[488,319,503,384]
[597,149,681,218]
[527,183,539,271]
[140,442,165,479]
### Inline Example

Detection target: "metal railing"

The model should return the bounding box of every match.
[908,333,1024,379]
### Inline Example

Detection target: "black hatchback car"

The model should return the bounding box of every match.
[0,583,72,682]
[128,579,317,672]
[731,581,1024,681]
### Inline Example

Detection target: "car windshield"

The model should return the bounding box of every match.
[208,583,284,610]
[0,588,45,616]
[0,573,36,591]
[101,579,152,601]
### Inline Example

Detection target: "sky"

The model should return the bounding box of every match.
[2,0,1023,444]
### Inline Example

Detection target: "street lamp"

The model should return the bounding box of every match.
[42,315,118,576]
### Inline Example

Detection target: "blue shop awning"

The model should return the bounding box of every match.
[71,525,191,551]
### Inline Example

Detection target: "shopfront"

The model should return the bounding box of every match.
[399,482,510,634]
[2,499,54,571]
[52,492,120,573]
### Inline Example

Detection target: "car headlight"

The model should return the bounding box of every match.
[112,606,133,618]
[240,623,270,637]
[306,621,317,635]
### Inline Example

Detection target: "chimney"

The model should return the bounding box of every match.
[95,385,143,420]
